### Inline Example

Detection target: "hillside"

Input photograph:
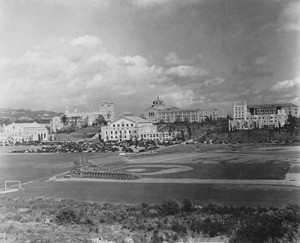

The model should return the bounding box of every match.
[54,126,101,141]
[157,121,300,144]
[0,108,63,124]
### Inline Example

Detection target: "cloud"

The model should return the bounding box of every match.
[0,35,214,112]
[254,56,269,66]
[70,35,103,49]
[280,1,300,32]
[164,52,182,65]
[131,0,206,8]
[165,65,208,78]
[164,52,203,66]
[271,77,300,91]
[160,88,197,108]
[131,0,172,8]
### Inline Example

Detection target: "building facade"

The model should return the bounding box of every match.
[101,116,177,142]
[64,101,115,128]
[145,97,166,123]
[50,116,64,133]
[248,103,299,117]
[158,108,225,123]
[145,97,225,123]
[99,101,115,122]
[232,101,248,120]
[228,102,298,130]
[0,122,49,144]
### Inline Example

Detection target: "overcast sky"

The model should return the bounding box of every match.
[0,0,299,114]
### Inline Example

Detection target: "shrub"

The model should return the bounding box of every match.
[231,206,300,243]
[55,208,79,225]
[151,230,166,243]
[182,199,193,213]
[170,219,188,236]
[161,199,181,216]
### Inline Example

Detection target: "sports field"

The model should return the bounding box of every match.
[0,144,300,207]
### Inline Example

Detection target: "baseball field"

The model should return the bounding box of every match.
[1,144,300,207]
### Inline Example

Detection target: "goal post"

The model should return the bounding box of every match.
[5,181,21,190]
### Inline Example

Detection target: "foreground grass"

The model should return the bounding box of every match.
[0,197,299,242]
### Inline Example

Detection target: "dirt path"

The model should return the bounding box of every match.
[55,176,300,187]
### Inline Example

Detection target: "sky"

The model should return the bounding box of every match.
[0,0,299,115]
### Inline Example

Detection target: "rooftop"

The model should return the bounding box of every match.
[159,108,200,113]
[8,122,46,128]
[248,103,298,109]
[113,116,150,124]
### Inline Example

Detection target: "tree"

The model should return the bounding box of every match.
[61,114,68,125]
[95,115,107,126]
[182,199,193,213]
[181,130,185,141]
[161,199,181,216]
[187,124,192,139]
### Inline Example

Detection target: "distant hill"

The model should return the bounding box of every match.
[0,108,63,124]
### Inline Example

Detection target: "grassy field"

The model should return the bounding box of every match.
[1,180,299,208]
[0,152,113,185]
[0,144,299,208]
[140,162,290,179]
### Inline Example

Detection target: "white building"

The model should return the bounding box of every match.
[64,101,115,128]
[101,116,177,142]
[145,97,225,123]
[99,101,115,122]
[0,122,49,144]
[145,97,166,123]
[158,108,225,123]
[50,116,64,133]
[229,101,291,130]
[232,101,248,120]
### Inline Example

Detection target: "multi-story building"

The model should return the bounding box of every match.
[99,101,115,122]
[50,116,64,133]
[145,97,166,123]
[64,101,115,128]
[158,108,199,123]
[101,116,177,142]
[248,103,298,117]
[145,97,225,123]
[232,101,248,120]
[158,108,225,123]
[199,109,226,121]
[228,101,298,130]
[0,122,49,144]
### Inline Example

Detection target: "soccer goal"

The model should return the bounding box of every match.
[5,180,21,190]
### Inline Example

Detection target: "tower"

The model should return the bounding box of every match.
[151,97,165,110]
[99,101,115,122]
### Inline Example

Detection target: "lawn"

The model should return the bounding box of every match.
[140,162,290,180]
[2,180,300,207]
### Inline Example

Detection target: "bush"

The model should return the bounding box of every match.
[161,200,181,216]
[170,219,188,236]
[55,208,80,224]
[182,199,193,213]
[231,205,300,242]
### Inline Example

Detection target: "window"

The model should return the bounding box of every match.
[113,124,115,127]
